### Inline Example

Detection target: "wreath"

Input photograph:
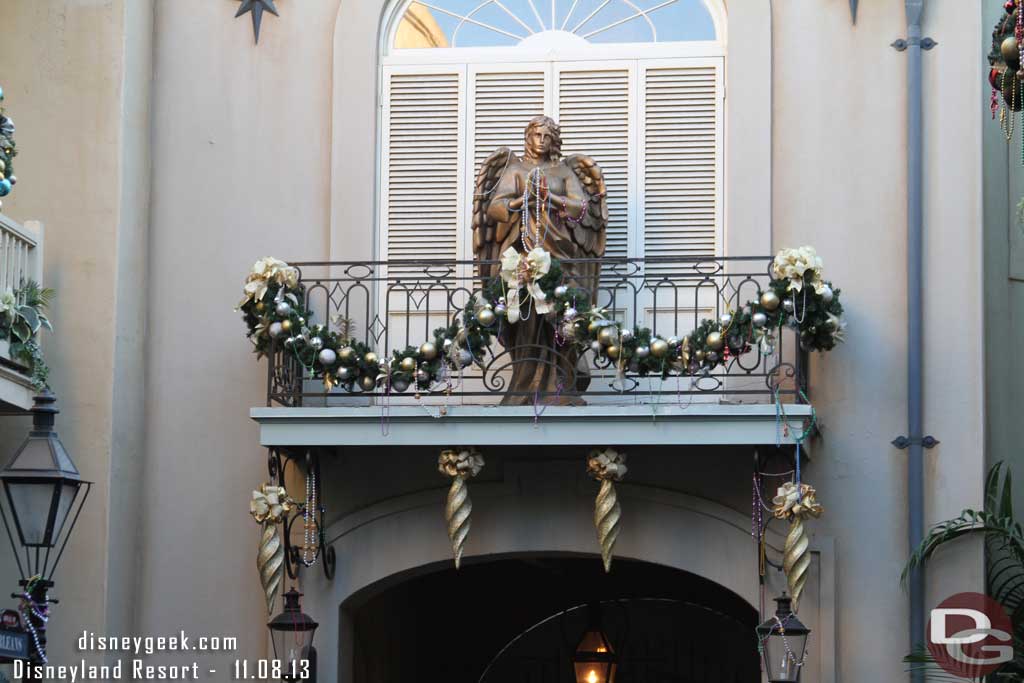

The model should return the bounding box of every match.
[239,247,845,393]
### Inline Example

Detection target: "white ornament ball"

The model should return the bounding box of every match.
[269,322,284,338]
[318,349,338,366]
[820,284,834,303]
[554,285,569,298]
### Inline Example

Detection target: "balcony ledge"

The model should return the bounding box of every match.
[250,403,814,448]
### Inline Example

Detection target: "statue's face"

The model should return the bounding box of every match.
[525,125,557,160]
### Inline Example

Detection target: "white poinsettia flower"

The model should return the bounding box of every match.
[525,247,551,278]
[500,247,522,285]
[0,288,17,318]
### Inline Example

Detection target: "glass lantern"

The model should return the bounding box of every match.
[268,589,318,682]
[572,604,617,683]
[756,594,810,683]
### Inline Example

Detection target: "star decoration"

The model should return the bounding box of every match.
[235,0,279,44]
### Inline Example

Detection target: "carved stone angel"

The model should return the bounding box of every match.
[473,115,608,405]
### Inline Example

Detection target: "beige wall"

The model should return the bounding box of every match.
[0,0,990,681]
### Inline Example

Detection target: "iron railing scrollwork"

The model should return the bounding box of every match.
[265,255,808,407]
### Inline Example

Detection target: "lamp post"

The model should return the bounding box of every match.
[571,603,617,683]
[267,588,318,682]
[756,594,810,683]
[0,391,91,667]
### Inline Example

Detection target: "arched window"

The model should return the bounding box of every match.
[379,0,725,272]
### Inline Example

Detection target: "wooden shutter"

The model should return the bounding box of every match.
[381,69,463,274]
[556,66,632,264]
[641,61,722,272]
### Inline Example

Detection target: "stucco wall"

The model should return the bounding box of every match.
[0,0,991,681]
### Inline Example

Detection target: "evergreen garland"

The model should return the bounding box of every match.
[0,86,17,203]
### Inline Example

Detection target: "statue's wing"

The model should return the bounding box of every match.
[564,154,608,258]
[472,147,517,280]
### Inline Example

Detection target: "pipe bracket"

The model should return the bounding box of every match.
[892,37,937,51]
[892,435,940,449]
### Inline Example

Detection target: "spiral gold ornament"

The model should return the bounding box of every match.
[438,448,485,569]
[587,448,628,573]
[257,522,285,613]
[772,482,823,612]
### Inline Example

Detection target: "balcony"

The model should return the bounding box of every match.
[0,214,43,411]
[250,255,815,449]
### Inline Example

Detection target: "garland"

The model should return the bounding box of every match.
[0,85,16,206]
[239,247,845,393]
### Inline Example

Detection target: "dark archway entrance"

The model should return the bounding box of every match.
[347,556,759,682]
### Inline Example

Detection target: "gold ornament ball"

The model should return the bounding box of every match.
[419,342,438,360]
[281,319,292,332]
[359,375,377,391]
[695,349,706,361]
[400,356,417,373]
[588,319,602,334]
[650,339,669,358]
[338,346,355,363]
[364,352,379,366]
[706,331,724,350]
[477,307,496,327]
[1004,36,1020,65]
[606,345,620,359]
[255,301,266,313]
[597,326,618,346]
[760,291,781,312]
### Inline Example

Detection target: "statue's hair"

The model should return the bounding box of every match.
[524,115,562,160]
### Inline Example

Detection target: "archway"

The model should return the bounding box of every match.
[345,555,759,682]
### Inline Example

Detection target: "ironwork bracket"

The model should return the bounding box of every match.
[891,435,940,450]
[891,37,937,51]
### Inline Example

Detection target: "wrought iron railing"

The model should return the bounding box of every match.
[265,256,807,407]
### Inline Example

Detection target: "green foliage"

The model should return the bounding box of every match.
[902,463,1024,681]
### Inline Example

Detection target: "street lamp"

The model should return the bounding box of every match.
[267,588,318,682]
[571,603,617,683]
[0,391,91,666]
[756,593,810,683]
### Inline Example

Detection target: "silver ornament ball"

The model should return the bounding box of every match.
[337,367,353,381]
[309,336,324,351]
[820,284,834,303]
[590,340,602,353]
[783,298,795,313]
[391,377,410,393]
[667,336,680,348]
[636,345,651,359]
[275,300,292,317]
[318,349,338,366]
[719,313,733,327]
[269,322,284,338]
[619,328,633,343]
[554,285,569,298]
[442,338,454,351]
[458,349,473,367]
[494,303,508,317]
[563,306,577,320]
[752,312,768,328]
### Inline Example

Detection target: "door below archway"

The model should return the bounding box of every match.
[347,555,759,682]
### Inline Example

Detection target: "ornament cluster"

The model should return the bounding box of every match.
[239,247,845,394]
[0,86,18,208]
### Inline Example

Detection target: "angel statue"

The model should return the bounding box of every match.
[473,115,608,405]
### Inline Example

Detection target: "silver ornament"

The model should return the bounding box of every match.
[563,306,577,320]
[554,285,569,298]
[284,337,296,348]
[667,336,680,348]
[337,367,352,381]
[783,298,794,313]
[442,338,453,351]
[820,284,834,303]
[619,328,633,343]
[494,303,508,317]
[275,300,292,317]
[391,377,410,393]
[719,312,733,327]
[269,322,284,338]
[752,312,768,328]
[318,349,338,366]
[309,337,324,351]
[706,351,719,363]
[8,175,15,186]
[297,316,305,325]
[590,340,602,353]
[458,349,473,367]
[416,368,430,383]
[636,345,650,359]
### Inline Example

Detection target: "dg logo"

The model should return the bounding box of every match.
[928,592,1014,678]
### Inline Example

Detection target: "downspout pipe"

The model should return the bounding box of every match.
[904,0,926,680]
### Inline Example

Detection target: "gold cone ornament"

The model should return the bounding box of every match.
[587,448,628,573]
[772,482,824,612]
[250,483,294,613]
[438,448,485,569]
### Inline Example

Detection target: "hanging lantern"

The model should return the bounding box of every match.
[571,604,617,683]
[756,594,810,683]
[267,589,319,682]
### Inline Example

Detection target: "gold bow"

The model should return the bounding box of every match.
[772,482,823,521]
[249,483,294,524]
[238,257,300,308]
